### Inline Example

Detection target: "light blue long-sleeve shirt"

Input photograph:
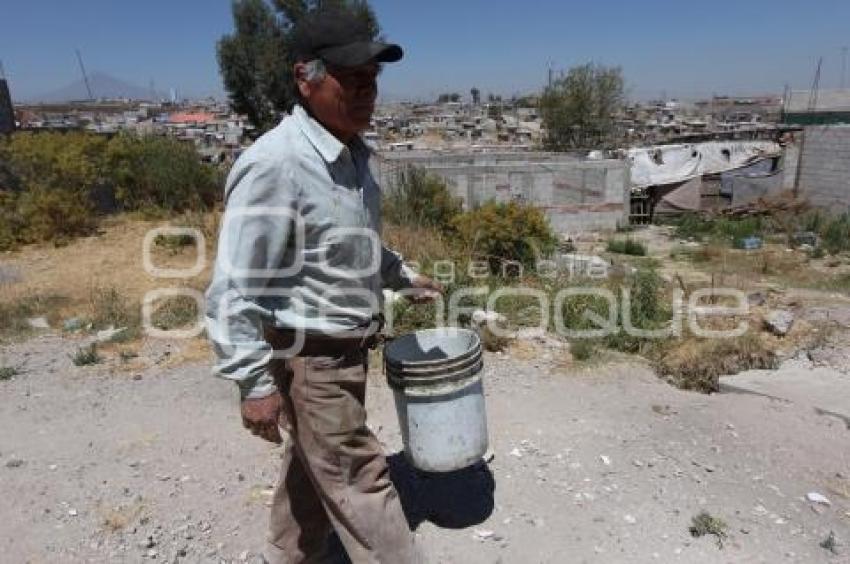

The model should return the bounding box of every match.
[205,105,416,399]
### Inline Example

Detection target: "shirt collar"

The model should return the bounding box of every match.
[294,104,362,164]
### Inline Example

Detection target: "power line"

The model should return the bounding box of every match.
[808,57,822,112]
[75,49,94,101]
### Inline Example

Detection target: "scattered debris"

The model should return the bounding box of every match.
[689,511,728,548]
[96,326,128,343]
[806,492,831,506]
[599,455,611,466]
[747,292,767,306]
[736,236,763,250]
[5,458,24,468]
[793,232,819,248]
[63,317,85,332]
[764,310,795,337]
[473,529,495,541]
[27,317,50,329]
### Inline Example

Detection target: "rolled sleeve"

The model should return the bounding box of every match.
[380,245,419,291]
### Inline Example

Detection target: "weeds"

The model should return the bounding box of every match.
[154,233,197,251]
[670,214,768,246]
[820,273,850,294]
[0,366,19,380]
[118,349,139,363]
[150,295,199,330]
[653,333,777,393]
[820,531,839,555]
[0,294,68,340]
[689,511,728,548]
[71,343,101,366]
[89,287,140,331]
[570,340,595,361]
[383,167,462,231]
[606,238,647,256]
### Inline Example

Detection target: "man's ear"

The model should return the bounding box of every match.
[293,63,311,98]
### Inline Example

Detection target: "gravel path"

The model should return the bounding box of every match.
[1,334,848,563]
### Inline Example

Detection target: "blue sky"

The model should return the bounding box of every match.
[2,0,848,102]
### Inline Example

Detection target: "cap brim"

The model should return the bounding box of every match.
[318,41,403,67]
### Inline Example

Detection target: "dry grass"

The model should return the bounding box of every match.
[99,501,144,532]
[653,333,777,394]
[0,215,215,341]
[382,224,456,269]
[0,294,70,341]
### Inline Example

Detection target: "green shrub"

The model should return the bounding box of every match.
[0,131,222,249]
[71,343,101,366]
[105,135,220,213]
[0,132,106,246]
[452,201,557,272]
[606,238,647,256]
[0,366,19,380]
[570,339,595,361]
[383,167,462,231]
[820,213,850,255]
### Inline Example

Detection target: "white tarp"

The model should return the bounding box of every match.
[623,141,781,189]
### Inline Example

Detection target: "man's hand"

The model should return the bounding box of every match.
[408,274,444,304]
[241,393,284,444]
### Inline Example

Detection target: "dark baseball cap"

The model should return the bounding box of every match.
[291,7,403,67]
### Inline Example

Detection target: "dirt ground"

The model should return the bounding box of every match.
[1,332,848,564]
[2,221,850,563]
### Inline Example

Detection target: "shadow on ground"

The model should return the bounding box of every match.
[325,452,495,562]
[387,452,496,530]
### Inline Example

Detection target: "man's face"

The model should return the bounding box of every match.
[297,61,380,140]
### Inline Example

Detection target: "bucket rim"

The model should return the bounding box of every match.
[387,358,483,391]
[386,349,482,379]
[384,328,481,368]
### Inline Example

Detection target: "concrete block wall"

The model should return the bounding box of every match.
[797,125,850,210]
[377,151,629,234]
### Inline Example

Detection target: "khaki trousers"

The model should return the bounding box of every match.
[264,335,418,564]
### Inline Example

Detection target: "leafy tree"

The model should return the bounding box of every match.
[217,0,379,133]
[539,62,624,150]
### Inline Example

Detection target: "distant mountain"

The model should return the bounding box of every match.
[31,72,166,103]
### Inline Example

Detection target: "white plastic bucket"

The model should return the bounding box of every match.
[385,328,489,473]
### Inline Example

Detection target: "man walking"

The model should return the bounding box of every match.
[205,7,439,563]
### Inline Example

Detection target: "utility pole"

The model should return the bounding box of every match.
[75,49,94,101]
